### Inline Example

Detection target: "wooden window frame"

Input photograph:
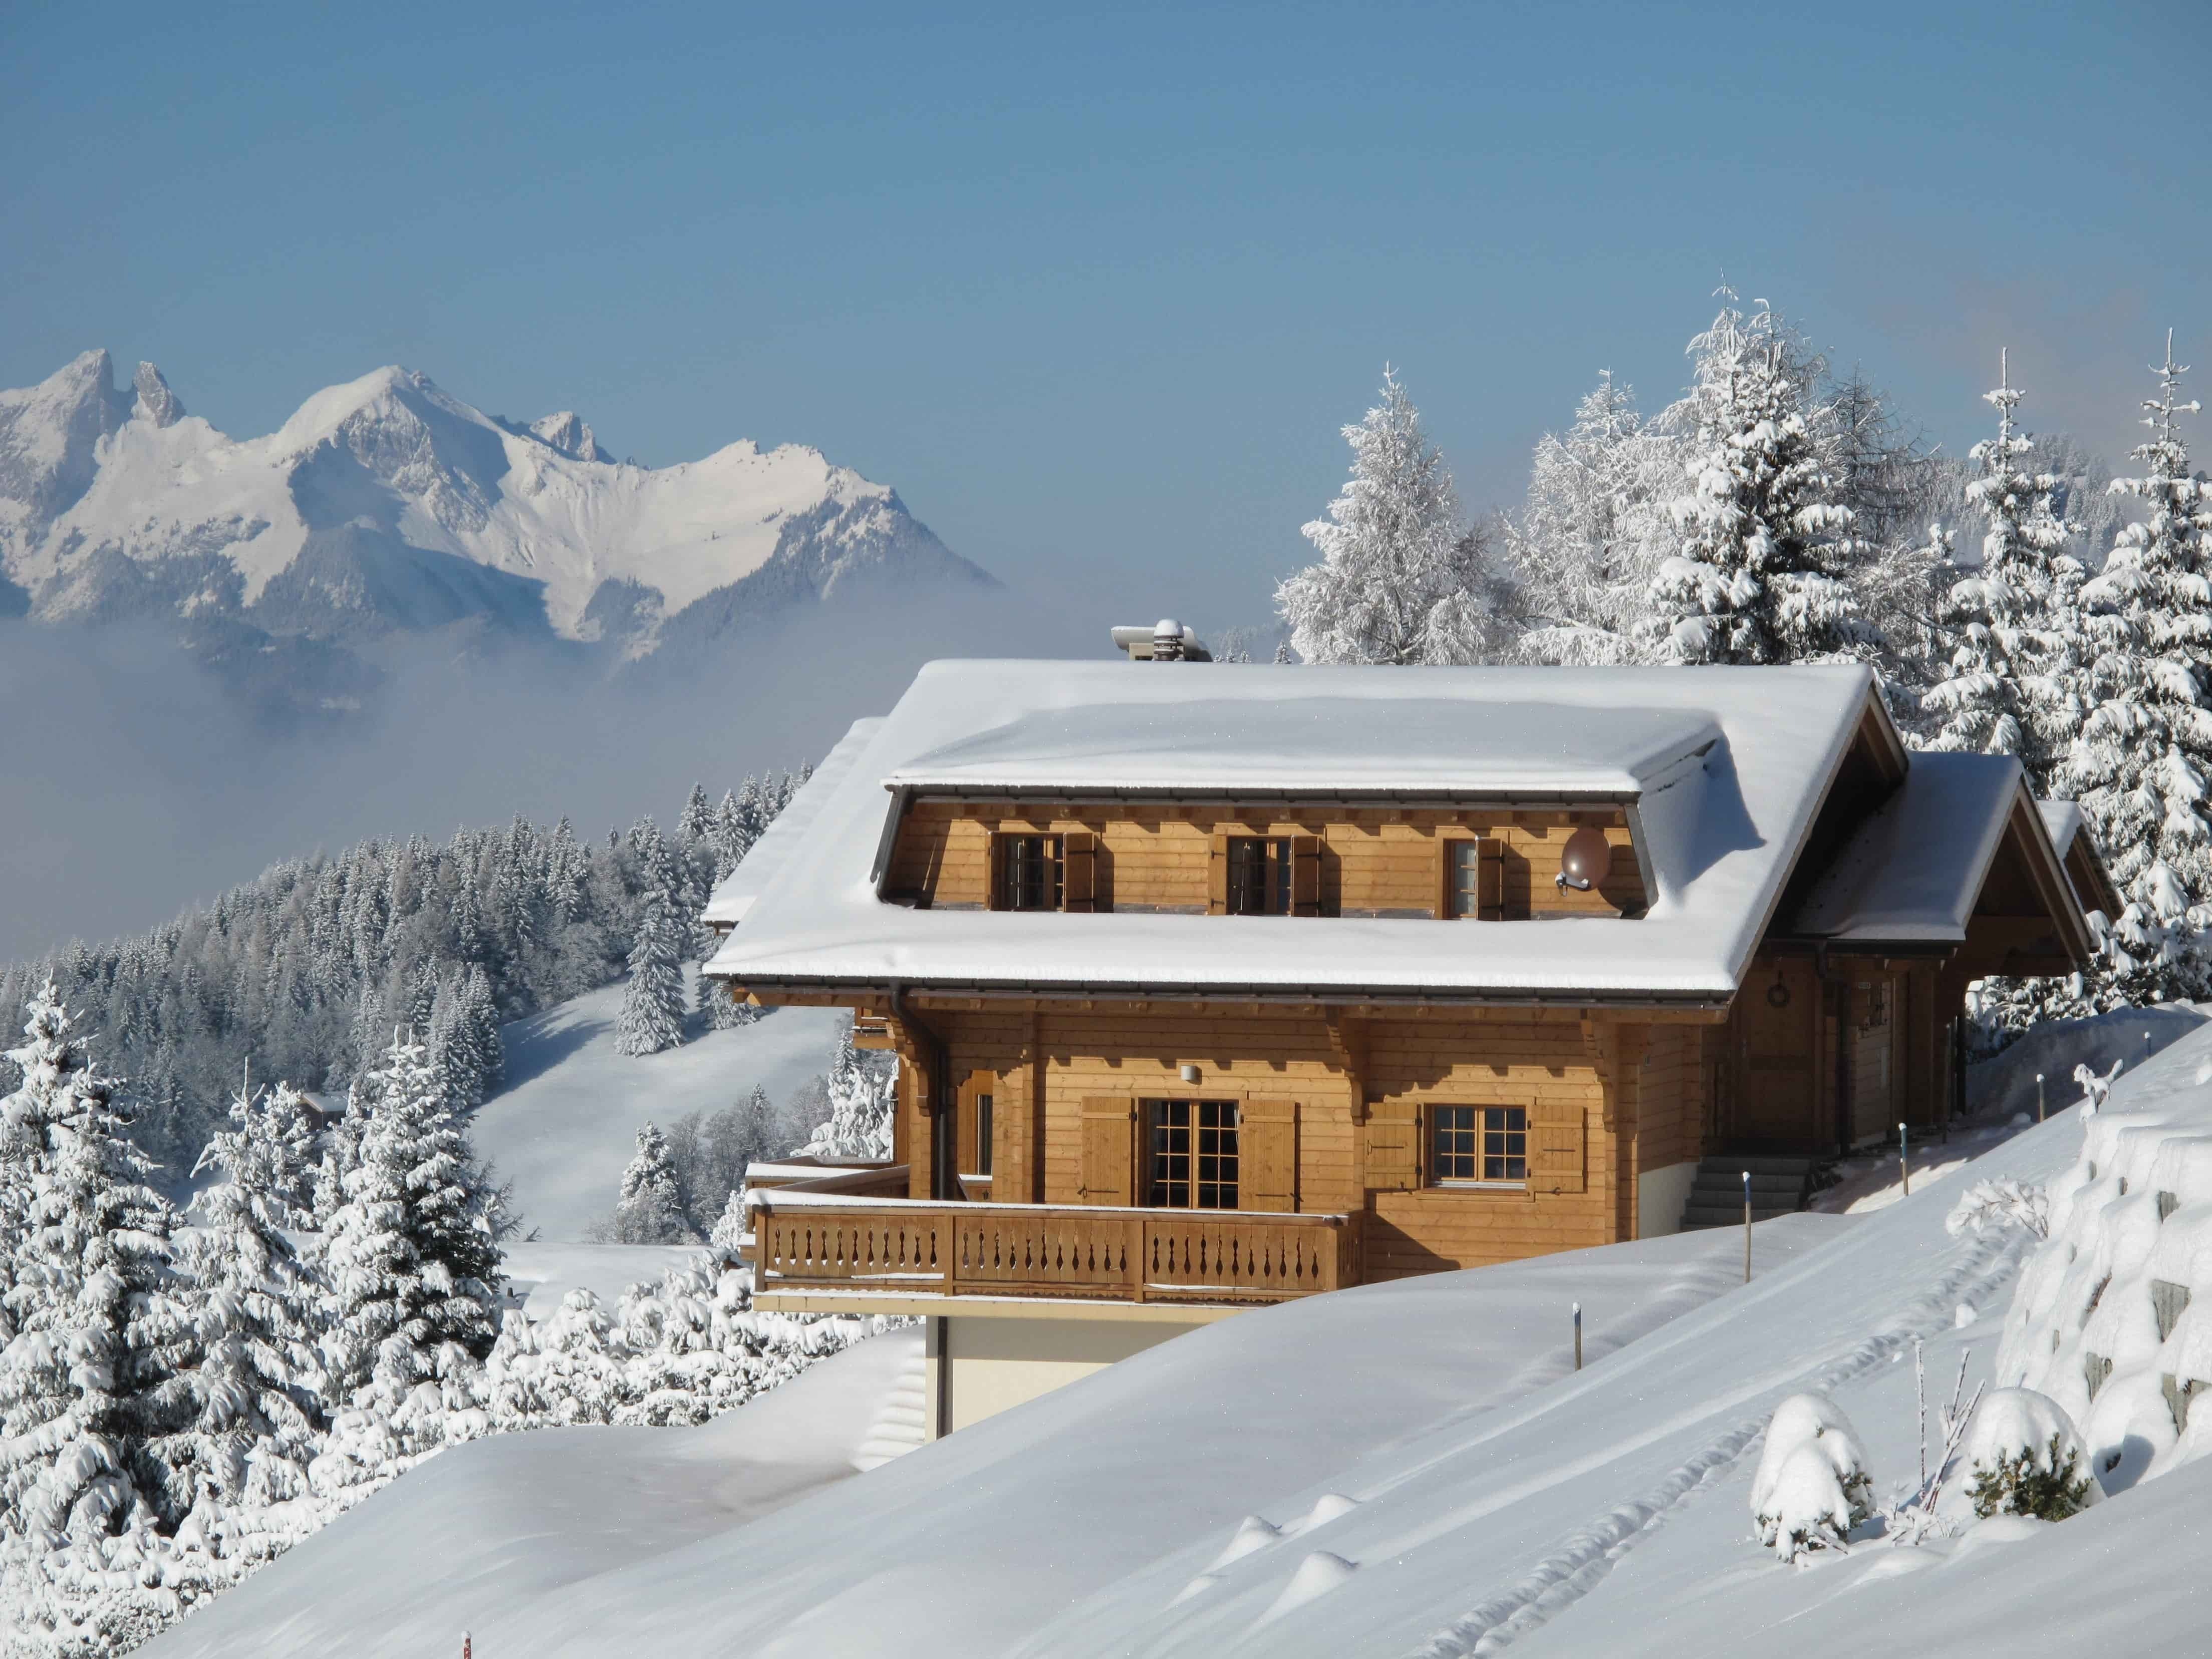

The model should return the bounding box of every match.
[992,833,1063,912]
[1437,833,1504,921]
[1426,1102,1531,1189]
[1212,831,1323,917]
[1142,1097,1241,1210]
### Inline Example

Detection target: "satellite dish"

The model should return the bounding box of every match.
[1556,826,1614,892]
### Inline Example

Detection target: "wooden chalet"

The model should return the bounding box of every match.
[704,655,2111,1435]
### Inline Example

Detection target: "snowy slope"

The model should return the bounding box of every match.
[408,1040,2196,1657]
[142,1325,924,1659]
[0,350,988,652]
[473,974,846,1241]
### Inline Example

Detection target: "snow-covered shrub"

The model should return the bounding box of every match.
[1946,1179,2050,1240]
[1750,1393,1874,1562]
[1962,1389,2098,1520]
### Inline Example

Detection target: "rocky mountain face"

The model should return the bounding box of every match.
[0,350,990,671]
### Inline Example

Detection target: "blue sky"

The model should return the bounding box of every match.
[6,0,2207,629]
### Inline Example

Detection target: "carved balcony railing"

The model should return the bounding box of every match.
[748,1195,1354,1307]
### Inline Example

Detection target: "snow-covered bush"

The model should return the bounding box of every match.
[1962,1389,2098,1521]
[1946,1179,2050,1240]
[1750,1393,1874,1562]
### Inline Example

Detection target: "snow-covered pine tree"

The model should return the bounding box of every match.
[0,985,186,1544]
[1643,294,1873,665]
[615,821,688,1058]
[1923,351,2083,788]
[2067,335,2212,1002]
[605,1122,696,1244]
[1503,372,1676,664]
[169,1072,328,1525]
[1276,368,1500,665]
[797,1021,897,1160]
[319,1028,504,1434]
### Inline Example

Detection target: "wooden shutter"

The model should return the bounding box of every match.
[1364,1103,1422,1192]
[1435,835,1457,919]
[985,831,1005,911]
[1078,1095,1136,1206]
[1291,835,1321,916]
[1207,833,1230,914]
[1476,837,1504,920]
[1530,1099,1586,1193]
[1061,831,1096,912]
[1239,1099,1298,1211]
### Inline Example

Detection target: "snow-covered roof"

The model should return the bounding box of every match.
[707,662,1895,1004]
[701,719,882,928]
[887,700,1723,799]
[2037,798,2085,860]
[1783,752,2026,944]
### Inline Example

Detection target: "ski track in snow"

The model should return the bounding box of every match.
[1404,1226,2036,1658]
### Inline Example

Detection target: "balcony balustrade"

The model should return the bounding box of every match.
[749,1194,1354,1307]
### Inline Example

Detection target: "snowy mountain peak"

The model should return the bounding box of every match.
[133,361,185,428]
[0,350,990,654]
[528,410,612,464]
[0,349,131,535]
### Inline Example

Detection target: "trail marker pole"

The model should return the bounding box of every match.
[1899,1123,1910,1197]
[2036,1073,2046,1122]
[1573,1301,1582,1370]
[1742,1170,1752,1283]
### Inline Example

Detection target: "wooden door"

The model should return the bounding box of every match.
[1734,958,1819,1149]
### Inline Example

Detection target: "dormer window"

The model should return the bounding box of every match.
[997,835,1062,911]
[1227,836,1293,916]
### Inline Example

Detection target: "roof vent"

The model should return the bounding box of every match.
[1110,621,1213,662]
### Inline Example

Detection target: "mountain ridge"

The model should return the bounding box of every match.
[0,350,990,659]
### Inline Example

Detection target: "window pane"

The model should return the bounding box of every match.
[1431,1104,1477,1182]
[1483,1107,1528,1181]
[1451,842,1482,917]
[1269,838,1293,915]
[1002,836,1063,911]
[1195,1100,1239,1208]
[1227,839,1266,915]
[1148,1100,1191,1208]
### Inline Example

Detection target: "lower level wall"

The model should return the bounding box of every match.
[1636,1160,1699,1240]
[927,1313,1210,1437]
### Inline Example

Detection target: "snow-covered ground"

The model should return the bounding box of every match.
[143,1325,926,1659]
[473,976,844,1241]
[151,1013,2212,1658]
[299,1032,2201,1658]
[500,1241,712,1317]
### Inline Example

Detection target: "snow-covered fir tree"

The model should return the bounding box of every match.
[0,986,186,1545]
[614,820,689,1058]
[1923,351,2084,788]
[170,1072,328,1529]
[797,1021,898,1160]
[1276,368,1502,665]
[0,775,808,1193]
[1502,372,1676,664]
[2066,335,2212,1001]
[605,1122,696,1245]
[318,1029,504,1438]
[1643,295,1873,665]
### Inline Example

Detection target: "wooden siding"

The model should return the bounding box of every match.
[892,1005,1639,1284]
[885,802,1645,919]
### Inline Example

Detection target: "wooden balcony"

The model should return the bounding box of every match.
[748,1194,1355,1309]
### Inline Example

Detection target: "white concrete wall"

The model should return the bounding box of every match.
[1637,1160,1699,1239]
[931,1315,1207,1435]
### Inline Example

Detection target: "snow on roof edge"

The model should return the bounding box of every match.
[701,719,883,927]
